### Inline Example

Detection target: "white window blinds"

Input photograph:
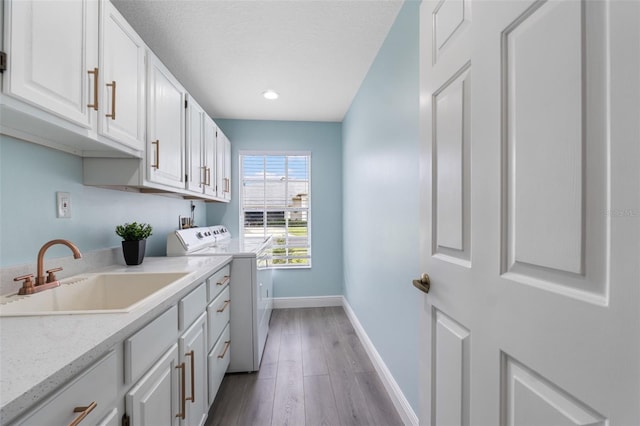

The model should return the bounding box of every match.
[240,153,311,268]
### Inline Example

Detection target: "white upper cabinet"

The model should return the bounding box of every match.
[186,96,206,193]
[146,52,185,189]
[203,117,217,197]
[99,0,146,151]
[4,0,99,129]
[216,130,231,201]
[185,98,222,199]
[2,0,146,156]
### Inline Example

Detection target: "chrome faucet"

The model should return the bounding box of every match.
[13,239,83,295]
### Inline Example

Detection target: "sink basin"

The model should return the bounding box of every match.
[0,272,190,316]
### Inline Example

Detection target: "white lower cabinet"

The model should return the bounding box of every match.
[12,351,118,426]
[179,313,208,426]
[126,344,181,426]
[207,324,231,407]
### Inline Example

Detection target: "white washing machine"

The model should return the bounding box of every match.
[167,226,273,372]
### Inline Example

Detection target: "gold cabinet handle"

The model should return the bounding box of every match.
[175,362,186,419]
[105,81,116,119]
[200,166,207,185]
[151,140,160,169]
[412,273,431,294]
[206,167,212,186]
[217,340,231,359]
[216,275,230,286]
[216,300,230,313]
[224,177,230,193]
[68,401,97,426]
[186,350,195,403]
[87,68,99,111]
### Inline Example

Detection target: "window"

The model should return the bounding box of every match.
[240,152,311,268]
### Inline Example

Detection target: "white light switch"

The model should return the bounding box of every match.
[56,192,71,218]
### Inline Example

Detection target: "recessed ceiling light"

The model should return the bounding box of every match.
[263,90,279,100]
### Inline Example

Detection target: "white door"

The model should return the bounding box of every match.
[147,53,185,189]
[179,313,208,426]
[418,1,640,425]
[5,0,98,128]
[186,97,205,193]
[203,117,217,197]
[127,344,181,426]
[99,0,146,151]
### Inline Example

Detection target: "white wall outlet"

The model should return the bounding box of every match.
[56,192,71,218]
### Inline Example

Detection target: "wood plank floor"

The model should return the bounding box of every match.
[206,307,403,426]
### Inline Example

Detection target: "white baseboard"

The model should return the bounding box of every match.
[272,295,343,309]
[271,295,418,425]
[342,297,419,426]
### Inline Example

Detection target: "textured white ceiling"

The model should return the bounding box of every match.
[112,0,403,122]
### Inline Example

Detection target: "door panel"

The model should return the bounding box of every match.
[433,309,470,426]
[502,0,608,302]
[419,0,640,425]
[502,356,606,426]
[433,65,471,263]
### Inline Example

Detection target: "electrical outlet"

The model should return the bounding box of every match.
[56,192,71,218]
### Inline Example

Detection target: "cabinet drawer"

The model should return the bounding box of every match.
[179,282,206,330]
[207,324,231,406]
[13,351,117,426]
[206,265,230,302]
[125,305,178,384]
[207,286,230,351]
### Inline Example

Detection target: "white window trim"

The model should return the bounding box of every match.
[239,150,312,269]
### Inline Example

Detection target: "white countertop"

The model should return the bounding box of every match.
[0,255,232,424]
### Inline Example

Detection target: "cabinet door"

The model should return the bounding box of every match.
[223,136,232,201]
[5,0,98,129]
[215,130,231,201]
[179,313,208,426]
[99,0,146,151]
[186,97,205,193]
[126,343,181,426]
[147,53,185,189]
[203,117,217,197]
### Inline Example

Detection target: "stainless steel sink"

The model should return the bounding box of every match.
[0,272,190,316]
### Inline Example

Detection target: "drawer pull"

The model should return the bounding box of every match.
[68,401,97,426]
[218,340,231,359]
[217,275,230,286]
[216,300,230,313]
[186,350,195,403]
[176,362,186,419]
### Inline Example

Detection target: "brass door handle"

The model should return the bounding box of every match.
[87,68,99,111]
[216,275,230,286]
[68,401,97,426]
[186,350,195,403]
[201,166,207,186]
[216,300,230,313]
[218,340,231,359]
[176,362,186,419]
[151,140,160,169]
[106,81,116,119]
[413,273,431,294]
[206,167,211,186]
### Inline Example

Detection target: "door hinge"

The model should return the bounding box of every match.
[185,99,188,109]
[185,174,188,182]
[121,413,130,426]
[0,52,7,73]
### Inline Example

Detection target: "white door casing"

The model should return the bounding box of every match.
[418,0,640,425]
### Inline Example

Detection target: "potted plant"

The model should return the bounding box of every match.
[115,222,153,265]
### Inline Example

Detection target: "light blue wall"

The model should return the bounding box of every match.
[0,135,207,267]
[207,120,343,298]
[342,0,421,412]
